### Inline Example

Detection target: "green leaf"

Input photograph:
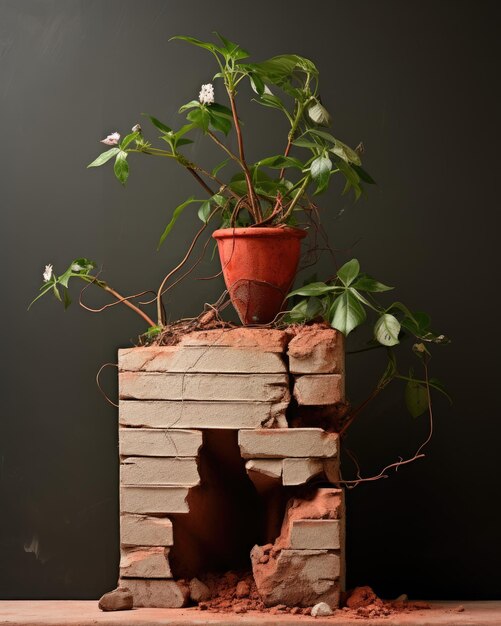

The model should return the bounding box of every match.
[288,282,337,297]
[405,380,429,417]
[254,93,287,111]
[52,284,62,302]
[214,32,250,59]
[292,137,322,150]
[310,155,332,195]
[249,73,266,95]
[170,35,222,55]
[120,131,140,150]
[401,311,431,335]
[305,296,324,319]
[334,157,362,198]
[143,114,172,134]
[208,110,231,135]
[258,155,303,169]
[144,325,162,340]
[310,155,332,180]
[178,100,200,113]
[209,103,234,118]
[87,147,120,168]
[212,159,230,177]
[158,197,202,248]
[387,301,419,325]
[352,164,376,184]
[329,290,367,335]
[337,259,360,286]
[374,313,401,346]
[63,287,72,310]
[198,201,211,223]
[329,139,362,166]
[352,275,393,292]
[28,281,55,310]
[114,151,129,185]
[187,107,210,133]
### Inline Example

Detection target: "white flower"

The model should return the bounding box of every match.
[100,132,120,145]
[43,264,53,282]
[71,263,83,272]
[131,123,142,133]
[198,83,215,105]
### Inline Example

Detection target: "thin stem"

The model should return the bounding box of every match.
[186,166,215,196]
[156,218,212,326]
[227,92,262,221]
[281,176,310,222]
[102,285,156,327]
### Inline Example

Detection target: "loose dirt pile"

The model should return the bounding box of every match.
[185,573,431,618]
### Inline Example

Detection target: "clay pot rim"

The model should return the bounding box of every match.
[212,226,307,240]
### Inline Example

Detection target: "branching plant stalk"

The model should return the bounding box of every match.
[78,277,156,327]
[281,175,311,222]
[226,92,262,221]
[155,210,218,326]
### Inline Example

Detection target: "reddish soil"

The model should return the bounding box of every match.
[184,573,431,619]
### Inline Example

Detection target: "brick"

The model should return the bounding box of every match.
[121,486,189,514]
[122,578,189,608]
[120,547,171,578]
[120,457,199,486]
[288,327,344,374]
[119,372,289,403]
[239,429,338,459]
[245,459,283,479]
[119,428,202,457]
[293,374,345,405]
[282,457,340,486]
[180,328,288,352]
[251,547,341,607]
[289,519,342,550]
[119,400,288,430]
[118,346,286,373]
[282,458,324,486]
[120,515,173,547]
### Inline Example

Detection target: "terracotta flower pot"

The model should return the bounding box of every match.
[212,227,307,325]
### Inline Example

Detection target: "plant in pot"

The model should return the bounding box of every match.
[30,33,449,477]
[86,33,374,325]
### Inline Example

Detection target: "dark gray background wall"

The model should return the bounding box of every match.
[1,0,500,601]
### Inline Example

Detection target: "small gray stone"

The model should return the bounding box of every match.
[98,587,133,612]
[189,577,211,603]
[311,602,333,617]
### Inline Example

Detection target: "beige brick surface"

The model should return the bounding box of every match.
[119,372,289,403]
[118,346,286,374]
[120,547,171,578]
[289,519,342,550]
[239,428,338,459]
[121,578,188,608]
[119,428,202,457]
[119,400,288,430]
[120,515,173,547]
[121,486,189,514]
[282,458,324,486]
[120,457,199,486]
[245,459,283,479]
[293,374,345,405]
